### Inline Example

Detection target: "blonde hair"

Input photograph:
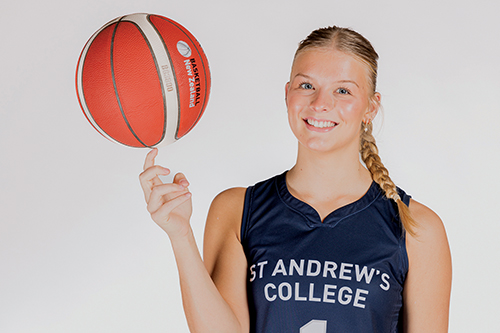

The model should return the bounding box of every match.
[296,26,417,236]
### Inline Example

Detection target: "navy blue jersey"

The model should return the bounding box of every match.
[241,171,410,333]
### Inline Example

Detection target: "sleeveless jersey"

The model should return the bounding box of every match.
[241,171,411,333]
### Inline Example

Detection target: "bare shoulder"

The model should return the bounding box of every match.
[203,187,247,266]
[210,187,247,214]
[205,187,247,241]
[406,198,451,268]
[407,199,449,247]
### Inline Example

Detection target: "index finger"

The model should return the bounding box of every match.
[143,148,159,171]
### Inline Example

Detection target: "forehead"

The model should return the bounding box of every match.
[291,48,371,85]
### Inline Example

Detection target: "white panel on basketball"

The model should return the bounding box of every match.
[125,13,179,147]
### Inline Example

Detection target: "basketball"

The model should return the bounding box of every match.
[75,13,211,148]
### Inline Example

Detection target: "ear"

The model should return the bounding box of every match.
[364,92,381,122]
[285,82,290,108]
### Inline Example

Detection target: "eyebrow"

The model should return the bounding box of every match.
[293,73,360,88]
[293,73,312,80]
[336,80,359,88]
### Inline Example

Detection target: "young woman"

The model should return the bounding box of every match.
[139,26,452,332]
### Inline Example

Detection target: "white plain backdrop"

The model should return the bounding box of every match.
[1,0,499,332]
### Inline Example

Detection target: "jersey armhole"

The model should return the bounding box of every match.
[240,186,254,245]
[397,187,411,279]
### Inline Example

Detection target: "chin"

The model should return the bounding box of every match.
[300,139,335,153]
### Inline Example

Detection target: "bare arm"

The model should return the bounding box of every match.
[403,199,452,332]
[139,149,248,333]
[203,187,250,332]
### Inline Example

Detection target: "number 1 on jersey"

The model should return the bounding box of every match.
[300,319,327,333]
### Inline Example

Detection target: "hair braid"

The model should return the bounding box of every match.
[360,123,417,236]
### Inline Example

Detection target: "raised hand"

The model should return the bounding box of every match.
[139,148,193,239]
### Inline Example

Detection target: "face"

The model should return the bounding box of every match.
[285,48,380,153]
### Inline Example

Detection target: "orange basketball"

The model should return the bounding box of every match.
[76,13,211,148]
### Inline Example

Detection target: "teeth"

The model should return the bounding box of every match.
[307,119,336,128]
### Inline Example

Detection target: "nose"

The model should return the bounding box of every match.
[310,89,333,112]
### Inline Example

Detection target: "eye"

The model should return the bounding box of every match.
[336,87,350,95]
[300,82,314,90]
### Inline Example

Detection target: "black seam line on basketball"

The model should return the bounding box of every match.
[154,16,207,140]
[172,18,211,134]
[110,18,150,148]
[166,20,210,139]
[149,15,181,140]
[124,18,166,147]
[79,17,143,148]
[146,15,172,144]
[174,20,206,138]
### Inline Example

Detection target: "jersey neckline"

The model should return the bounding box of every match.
[275,171,382,226]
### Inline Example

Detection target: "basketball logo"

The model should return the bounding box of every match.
[177,41,192,57]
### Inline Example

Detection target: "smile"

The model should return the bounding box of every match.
[305,118,337,128]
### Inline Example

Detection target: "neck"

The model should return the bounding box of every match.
[287,142,373,199]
